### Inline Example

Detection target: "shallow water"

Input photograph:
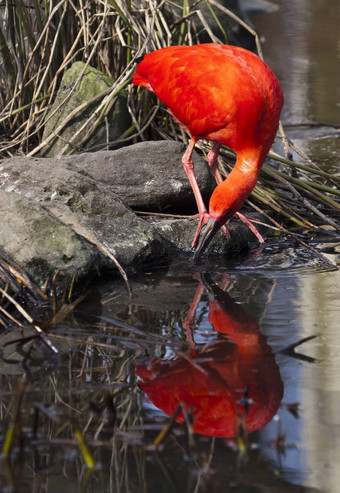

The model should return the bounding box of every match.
[241,0,340,125]
[1,245,338,491]
[94,248,339,491]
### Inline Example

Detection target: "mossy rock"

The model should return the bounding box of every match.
[41,61,131,157]
[0,191,99,285]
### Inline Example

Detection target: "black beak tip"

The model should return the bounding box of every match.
[193,219,221,262]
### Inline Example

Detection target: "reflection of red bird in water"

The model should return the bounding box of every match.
[135,274,283,438]
[133,44,284,255]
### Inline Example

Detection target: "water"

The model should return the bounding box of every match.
[241,0,340,125]
[95,248,338,490]
[38,243,340,491]
[2,247,338,491]
[0,1,339,491]
[242,0,340,174]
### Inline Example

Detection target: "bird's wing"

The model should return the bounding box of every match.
[133,45,239,136]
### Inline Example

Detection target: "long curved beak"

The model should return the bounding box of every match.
[193,218,221,261]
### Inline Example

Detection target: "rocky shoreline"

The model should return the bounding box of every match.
[0,140,264,287]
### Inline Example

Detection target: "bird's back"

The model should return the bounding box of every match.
[133,44,283,155]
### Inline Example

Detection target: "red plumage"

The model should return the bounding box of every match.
[133,44,284,255]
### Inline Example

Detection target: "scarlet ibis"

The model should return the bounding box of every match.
[133,44,283,256]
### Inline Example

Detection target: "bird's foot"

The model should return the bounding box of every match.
[221,223,231,240]
[191,211,210,247]
[236,212,264,243]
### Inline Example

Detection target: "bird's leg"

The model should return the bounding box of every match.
[182,138,207,214]
[182,274,205,348]
[235,212,264,243]
[182,138,210,246]
[207,142,223,184]
[207,142,230,239]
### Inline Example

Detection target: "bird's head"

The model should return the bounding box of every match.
[193,209,234,261]
[193,217,223,261]
[194,166,258,260]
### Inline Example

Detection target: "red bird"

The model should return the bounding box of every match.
[132,44,283,257]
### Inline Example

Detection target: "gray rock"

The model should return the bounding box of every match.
[0,155,168,285]
[0,191,99,284]
[0,141,264,288]
[41,61,131,157]
[65,140,215,213]
[149,216,262,255]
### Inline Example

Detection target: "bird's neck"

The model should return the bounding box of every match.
[228,147,266,199]
[234,147,268,175]
[209,148,266,223]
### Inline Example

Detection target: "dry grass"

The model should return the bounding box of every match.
[0,0,230,157]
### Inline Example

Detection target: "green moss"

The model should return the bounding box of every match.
[68,194,92,215]
[26,257,55,281]
[30,215,81,263]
